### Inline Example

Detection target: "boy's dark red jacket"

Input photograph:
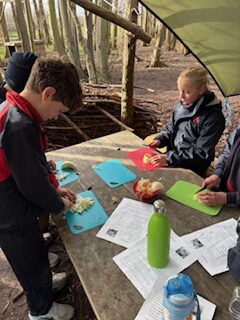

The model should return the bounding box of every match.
[0,92,63,231]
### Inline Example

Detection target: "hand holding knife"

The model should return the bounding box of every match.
[194,186,206,194]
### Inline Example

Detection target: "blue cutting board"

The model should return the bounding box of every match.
[92,159,136,188]
[65,190,108,235]
[56,161,79,186]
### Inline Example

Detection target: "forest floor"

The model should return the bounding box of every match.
[0,45,239,319]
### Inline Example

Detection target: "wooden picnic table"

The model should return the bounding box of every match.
[47,130,239,320]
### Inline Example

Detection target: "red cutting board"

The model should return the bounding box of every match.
[126,147,166,171]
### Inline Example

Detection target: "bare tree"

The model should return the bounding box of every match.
[149,23,166,67]
[166,29,177,51]
[10,2,21,40]
[48,0,66,55]
[69,5,97,83]
[15,0,31,51]
[110,0,118,51]
[121,0,138,126]
[58,0,84,77]
[0,2,10,57]
[96,0,110,83]
[24,0,35,51]
[141,5,148,46]
[32,0,43,39]
[39,0,51,44]
[84,9,95,69]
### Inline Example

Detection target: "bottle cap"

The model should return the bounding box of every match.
[153,199,166,214]
[163,274,195,317]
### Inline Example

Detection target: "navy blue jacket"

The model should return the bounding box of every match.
[0,92,64,231]
[215,124,240,206]
[154,91,225,176]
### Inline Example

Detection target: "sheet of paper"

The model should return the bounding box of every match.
[97,198,153,248]
[135,271,216,320]
[182,218,238,276]
[113,231,197,298]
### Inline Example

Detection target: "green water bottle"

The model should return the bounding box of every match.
[147,200,170,268]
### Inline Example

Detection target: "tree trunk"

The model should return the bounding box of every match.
[110,0,118,51]
[84,9,95,67]
[48,0,66,55]
[149,23,166,67]
[169,32,177,51]
[58,0,83,78]
[70,6,97,83]
[69,0,151,43]
[0,2,10,57]
[121,0,138,126]
[58,0,64,40]
[15,0,31,51]
[10,2,21,40]
[141,6,148,46]
[24,0,35,51]
[165,29,177,51]
[96,0,110,84]
[0,3,10,42]
[39,0,51,45]
[32,0,43,39]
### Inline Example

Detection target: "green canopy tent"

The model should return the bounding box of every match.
[140,0,240,97]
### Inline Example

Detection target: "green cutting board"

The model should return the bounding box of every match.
[166,180,223,216]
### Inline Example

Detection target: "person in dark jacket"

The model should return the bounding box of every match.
[148,66,225,177]
[0,51,37,104]
[0,52,63,267]
[198,124,240,206]
[0,55,82,320]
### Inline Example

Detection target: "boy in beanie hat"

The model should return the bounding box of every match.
[5,52,37,92]
[0,52,37,103]
[0,55,82,319]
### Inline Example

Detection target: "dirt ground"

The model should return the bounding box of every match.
[0,45,239,319]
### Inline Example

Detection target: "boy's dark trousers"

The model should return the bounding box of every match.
[0,221,53,315]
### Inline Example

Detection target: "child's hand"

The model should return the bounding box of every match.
[48,160,56,171]
[57,187,76,202]
[150,154,167,166]
[61,196,74,210]
[197,191,226,206]
[148,140,160,148]
[202,174,221,189]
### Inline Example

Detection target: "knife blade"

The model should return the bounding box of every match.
[194,186,206,194]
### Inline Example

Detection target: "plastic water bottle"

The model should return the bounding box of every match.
[162,274,200,320]
[229,287,240,319]
[147,200,170,268]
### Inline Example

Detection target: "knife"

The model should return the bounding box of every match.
[194,186,206,194]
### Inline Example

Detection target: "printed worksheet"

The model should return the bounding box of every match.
[135,272,216,320]
[113,232,197,298]
[97,198,153,248]
[182,218,238,276]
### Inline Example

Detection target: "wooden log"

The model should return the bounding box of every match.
[60,113,90,140]
[96,106,134,131]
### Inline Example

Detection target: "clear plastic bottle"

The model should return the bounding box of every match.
[147,200,170,268]
[162,274,200,320]
[229,287,240,319]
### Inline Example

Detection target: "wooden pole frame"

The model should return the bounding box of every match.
[69,0,151,43]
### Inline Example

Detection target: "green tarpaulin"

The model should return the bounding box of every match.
[140,0,240,97]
